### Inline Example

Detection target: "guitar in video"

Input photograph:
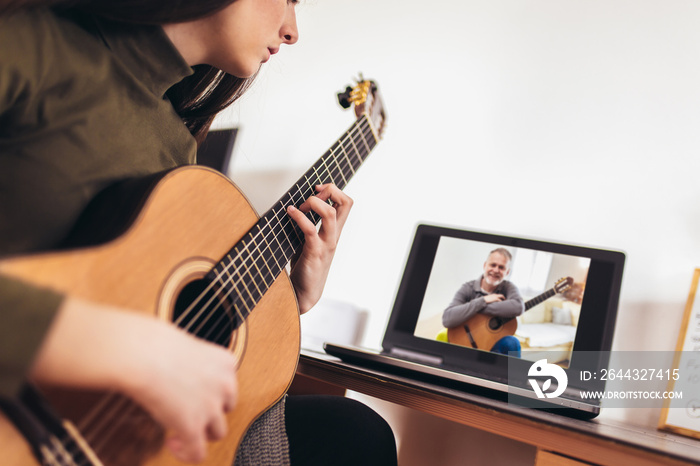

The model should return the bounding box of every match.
[442,248,573,355]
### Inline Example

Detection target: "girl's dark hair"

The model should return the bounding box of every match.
[1,0,253,144]
[77,1,256,144]
[0,0,235,23]
[166,66,254,144]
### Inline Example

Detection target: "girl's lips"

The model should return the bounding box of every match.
[263,47,279,63]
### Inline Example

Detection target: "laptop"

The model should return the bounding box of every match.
[324,223,625,419]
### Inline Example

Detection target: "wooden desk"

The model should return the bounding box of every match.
[294,351,700,466]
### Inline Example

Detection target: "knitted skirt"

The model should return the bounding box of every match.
[234,397,290,466]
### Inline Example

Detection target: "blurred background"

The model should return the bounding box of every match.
[212,1,700,462]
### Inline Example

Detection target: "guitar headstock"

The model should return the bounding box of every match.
[554,276,574,294]
[337,77,387,140]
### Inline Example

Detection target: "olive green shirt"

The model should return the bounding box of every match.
[0,8,196,397]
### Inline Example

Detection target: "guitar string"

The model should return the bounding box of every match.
[149,116,373,346]
[188,120,375,345]
[199,122,375,346]
[48,418,100,466]
[79,391,140,459]
[52,435,82,466]
[74,117,375,452]
[75,119,375,458]
[185,119,374,341]
[48,116,376,464]
[40,445,69,466]
[74,119,377,462]
[162,117,372,350]
[67,116,377,458]
[40,432,82,466]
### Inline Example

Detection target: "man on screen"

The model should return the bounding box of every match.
[442,248,524,356]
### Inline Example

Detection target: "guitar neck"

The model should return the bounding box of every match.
[264,111,377,243]
[206,114,378,321]
[524,287,557,311]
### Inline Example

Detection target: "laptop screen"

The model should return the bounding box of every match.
[382,223,625,392]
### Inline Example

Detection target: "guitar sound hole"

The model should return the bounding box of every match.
[172,279,241,347]
[488,317,503,331]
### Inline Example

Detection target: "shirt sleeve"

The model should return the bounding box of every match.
[442,281,486,328]
[483,281,525,318]
[0,10,40,118]
[0,274,63,398]
[0,10,65,398]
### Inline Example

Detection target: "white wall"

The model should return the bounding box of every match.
[216,0,700,443]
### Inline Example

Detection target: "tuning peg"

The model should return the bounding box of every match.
[337,86,353,109]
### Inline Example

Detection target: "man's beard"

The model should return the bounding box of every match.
[483,274,503,287]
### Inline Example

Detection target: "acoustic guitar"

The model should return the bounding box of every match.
[446,277,574,351]
[0,79,386,466]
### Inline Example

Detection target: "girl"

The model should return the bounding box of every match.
[0,1,397,464]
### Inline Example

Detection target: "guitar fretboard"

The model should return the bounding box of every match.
[524,288,558,311]
[205,114,378,327]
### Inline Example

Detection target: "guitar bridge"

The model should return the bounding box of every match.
[0,385,102,466]
[462,324,479,349]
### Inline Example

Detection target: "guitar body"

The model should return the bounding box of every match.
[0,166,300,466]
[0,418,36,465]
[446,313,517,351]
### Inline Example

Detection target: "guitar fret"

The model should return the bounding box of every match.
[339,143,356,176]
[364,126,376,152]
[356,117,370,152]
[249,253,272,291]
[40,443,63,466]
[51,436,75,466]
[251,257,270,291]
[284,193,304,244]
[326,158,336,183]
[38,426,94,466]
[346,134,363,168]
[307,170,319,192]
[223,253,238,288]
[343,150,355,180]
[311,165,323,186]
[525,288,558,310]
[230,249,258,314]
[316,159,331,185]
[366,116,379,147]
[253,233,278,288]
[356,125,371,156]
[347,132,364,167]
[362,127,377,154]
[329,148,348,186]
[367,115,381,143]
[243,247,264,299]
[269,210,293,266]
[321,153,341,187]
[219,254,254,321]
[259,221,278,278]
[208,108,383,327]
